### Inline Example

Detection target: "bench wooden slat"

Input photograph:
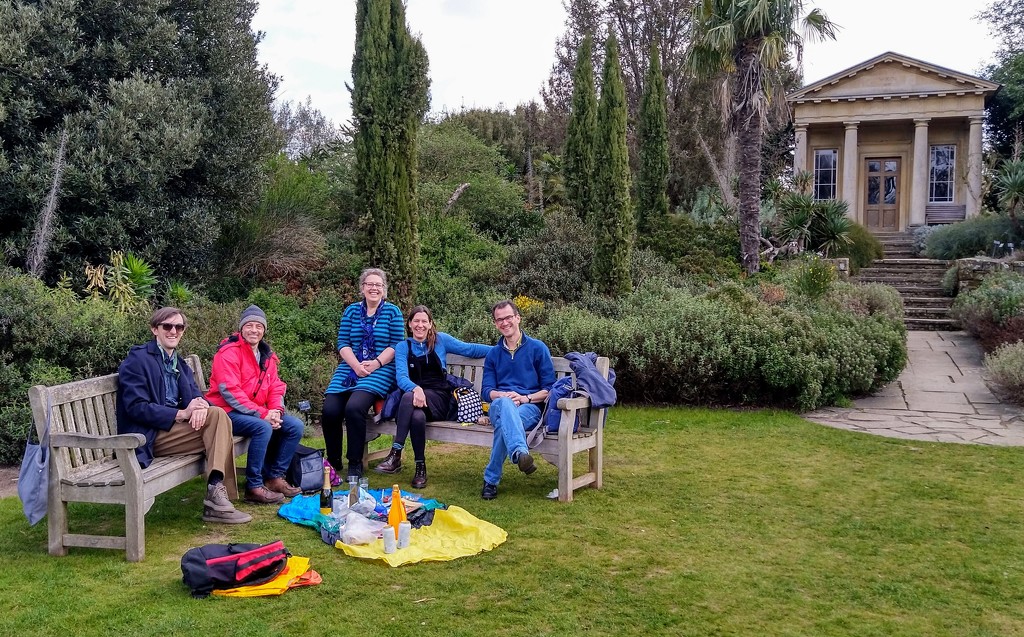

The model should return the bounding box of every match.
[925,204,966,224]
[363,354,610,503]
[28,359,249,562]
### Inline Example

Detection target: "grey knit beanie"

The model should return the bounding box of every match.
[239,304,268,331]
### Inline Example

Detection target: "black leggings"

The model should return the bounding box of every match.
[394,388,449,462]
[322,390,377,471]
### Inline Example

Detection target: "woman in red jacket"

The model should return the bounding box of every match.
[206,305,303,504]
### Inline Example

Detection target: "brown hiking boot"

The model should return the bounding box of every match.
[244,485,285,504]
[203,482,235,512]
[515,451,536,475]
[374,448,402,474]
[202,506,252,524]
[265,476,301,497]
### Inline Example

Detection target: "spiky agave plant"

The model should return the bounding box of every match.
[811,199,853,257]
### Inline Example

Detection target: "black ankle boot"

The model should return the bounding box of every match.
[411,461,427,489]
[374,448,402,474]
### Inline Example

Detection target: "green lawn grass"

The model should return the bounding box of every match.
[4,407,1024,637]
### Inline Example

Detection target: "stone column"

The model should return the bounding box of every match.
[842,122,859,220]
[910,118,930,227]
[967,116,984,218]
[794,124,808,175]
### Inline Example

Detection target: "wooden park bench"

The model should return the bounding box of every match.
[925,203,966,224]
[27,355,248,562]
[362,354,611,503]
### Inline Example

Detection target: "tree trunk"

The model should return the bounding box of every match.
[735,51,763,276]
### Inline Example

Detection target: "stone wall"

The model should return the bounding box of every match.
[824,257,851,279]
[955,257,1024,293]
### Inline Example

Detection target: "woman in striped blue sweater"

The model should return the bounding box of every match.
[322,268,405,478]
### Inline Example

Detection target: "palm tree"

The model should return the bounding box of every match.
[689,0,837,274]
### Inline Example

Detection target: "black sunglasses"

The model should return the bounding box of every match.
[158,322,186,333]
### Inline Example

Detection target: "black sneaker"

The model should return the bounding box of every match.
[515,451,536,475]
[481,482,498,500]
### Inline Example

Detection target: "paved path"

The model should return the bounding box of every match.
[805,331,1024,445]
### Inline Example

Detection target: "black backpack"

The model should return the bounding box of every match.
[287,444,325,493]
[181,540,289,598]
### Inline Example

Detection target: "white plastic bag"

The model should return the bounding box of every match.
[340,511,388,545]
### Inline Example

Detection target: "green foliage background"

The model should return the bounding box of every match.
[0,0,280,283]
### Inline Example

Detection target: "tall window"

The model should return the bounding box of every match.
[813,149,838,200]
[929,145,955,203]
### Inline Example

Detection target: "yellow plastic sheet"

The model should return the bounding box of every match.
[336,505,507,567]
[212,556,315,597]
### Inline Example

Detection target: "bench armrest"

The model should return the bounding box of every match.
[556,395,591,411]
[50,432,146,451]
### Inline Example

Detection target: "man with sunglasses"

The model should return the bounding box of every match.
[116,307,251,524]
[479,299,555,500]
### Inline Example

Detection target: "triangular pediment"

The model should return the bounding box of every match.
[788,52,999,103]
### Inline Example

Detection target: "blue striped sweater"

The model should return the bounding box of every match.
[325,301,405,396]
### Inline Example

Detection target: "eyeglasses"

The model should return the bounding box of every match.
[493,314,517,325]
[158,323,186,333]
[363,282,384,289]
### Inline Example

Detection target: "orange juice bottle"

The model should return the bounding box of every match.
[387,483,407,538]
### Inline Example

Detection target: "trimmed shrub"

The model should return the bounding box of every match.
[941,265,959,297]
[986,341,1024,402]
[950,271,1024,351]
[505,206,595,304]
[536,281,905,410]
[924,215,1023,260]
[833,222,883,274]
[912,225,939,257]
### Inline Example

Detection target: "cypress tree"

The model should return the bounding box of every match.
[564,34,597,219]
[592,32,633,295]
[352,0,430,306]
[637,41,669,234]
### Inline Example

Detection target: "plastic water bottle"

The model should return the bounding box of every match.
[347,476,359,507]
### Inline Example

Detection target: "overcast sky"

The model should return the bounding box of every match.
[252,0,1000,126]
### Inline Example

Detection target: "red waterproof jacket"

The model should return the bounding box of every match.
[205,334,287,418]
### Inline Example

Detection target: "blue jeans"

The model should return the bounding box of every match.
[228,411,303,489]
[483,397,541,486]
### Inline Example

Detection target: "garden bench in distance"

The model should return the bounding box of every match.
[925,203,967,225]
[361,354,611,502]
[27,355,248,562]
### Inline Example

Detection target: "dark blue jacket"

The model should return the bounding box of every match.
[564,351,617,409]
[116,339,202,468]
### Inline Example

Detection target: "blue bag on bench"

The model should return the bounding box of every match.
[543,376,581,434]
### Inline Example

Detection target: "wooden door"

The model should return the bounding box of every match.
[864,158,900,231]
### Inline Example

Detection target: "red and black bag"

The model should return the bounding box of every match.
[181,540,289,598]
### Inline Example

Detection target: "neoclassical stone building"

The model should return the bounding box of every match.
[787,52,1000,233]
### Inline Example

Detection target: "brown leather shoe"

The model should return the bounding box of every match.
[265,476,301,497]
[244,485,285,504]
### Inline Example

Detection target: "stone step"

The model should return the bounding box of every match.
[903,296,954,308]
[879,240,916,248]
[856,276,946,287]
[905,317,958,331]
[857,270,947,280]
[891,285,949,297]
[905,306,953,320]
[873,258,949,267]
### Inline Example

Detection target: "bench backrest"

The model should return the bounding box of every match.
[445,353,611,430]
[925,204,966,224]
[27,354,207,474]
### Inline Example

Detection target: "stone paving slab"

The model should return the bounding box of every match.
[802,331,1024,446]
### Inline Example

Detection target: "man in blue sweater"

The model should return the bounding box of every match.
[480,300,555,500]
